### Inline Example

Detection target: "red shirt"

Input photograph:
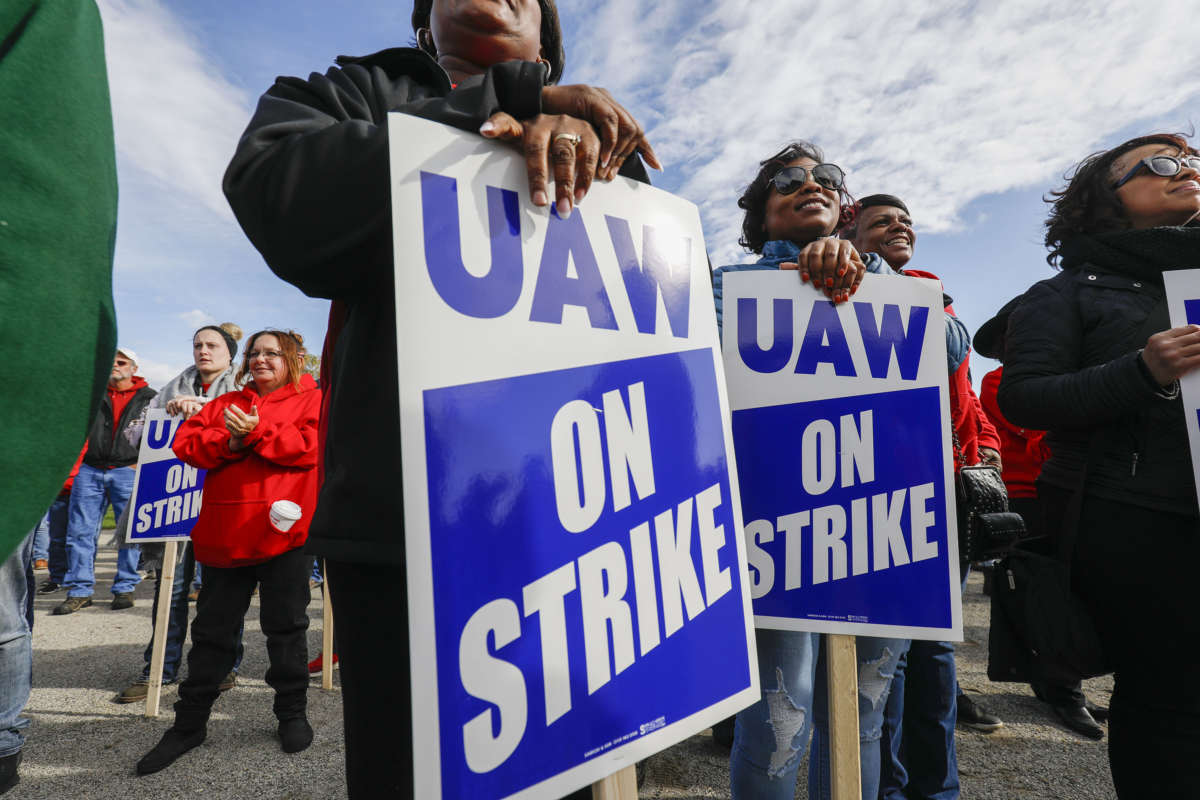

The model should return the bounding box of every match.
[979,367,1048,498]
[107,376,149,443]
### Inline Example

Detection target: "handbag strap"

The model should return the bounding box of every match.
[1056,291,1169,567]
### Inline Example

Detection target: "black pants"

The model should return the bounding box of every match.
[1041,484,1200,798]
[327,560,412,798]
[1009,496,1087,709]
[175,546,310,730]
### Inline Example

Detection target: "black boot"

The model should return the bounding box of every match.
[136,726,207,775]
[278,717,313,754]
[0,751,20,795]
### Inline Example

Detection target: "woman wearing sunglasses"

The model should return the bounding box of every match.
[136,330,322,775]
[999,134,1200,797]
[713,141,903,800]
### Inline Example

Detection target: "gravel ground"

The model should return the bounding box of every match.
[16,554,1114,799]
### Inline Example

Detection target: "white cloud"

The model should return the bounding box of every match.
[568,0,1200,264]
[178,308,215,328]
[97,0,251,221]
[135,356,183,389]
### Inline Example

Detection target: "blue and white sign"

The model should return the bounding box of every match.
[722,270,962,639]
[389,115,758,800]
[1162,269,1200,503]
[127,409,205,542]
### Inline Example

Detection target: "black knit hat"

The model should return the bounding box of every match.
[410,0,565,84]
[972,295,1024,360]
[195,325,238,360]
[858,194,909,214]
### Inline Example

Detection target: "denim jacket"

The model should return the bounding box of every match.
[712,239,968,373]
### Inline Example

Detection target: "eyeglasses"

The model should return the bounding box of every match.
[771,163,845,194]
[1112,154,1200,189]
[113,359,130,367]
[247,349,284,361]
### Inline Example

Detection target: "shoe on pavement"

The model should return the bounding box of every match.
[115,678,152,704]
[32,559,48,571]
[278,717,313,754]
[136,727,206,775]
[52,596,92,615]
[111,592,134,610]
[218,671,237,692]
[1051,703,1103,740]
[956,692,1003,733]
[36,581,61,595]
[0,750,19,796]
[307,651,338,674]
[1085,698,1109,723]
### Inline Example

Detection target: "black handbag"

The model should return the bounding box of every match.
[953,434,1025,563]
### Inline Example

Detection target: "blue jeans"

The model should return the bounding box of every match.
[879,568,969,800]
[140,547,244,683]
[44,495,70,585]
[0,533,33,758]
[31,513,49,563]
[64,463,141,597]
[809,636,907,799]
[731,630,902,800]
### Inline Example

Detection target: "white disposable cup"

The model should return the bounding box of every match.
[269,500,302,533]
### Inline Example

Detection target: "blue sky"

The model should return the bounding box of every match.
[98,0,1200,386]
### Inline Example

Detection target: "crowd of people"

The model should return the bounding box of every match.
[3,0,1199,798]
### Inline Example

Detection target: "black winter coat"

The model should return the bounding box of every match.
[998,263,1197,517]
[83,384,156,469]
[222,48,648,565]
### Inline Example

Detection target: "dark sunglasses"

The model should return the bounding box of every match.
[771,163,845,194]
[1112,154,1200,189]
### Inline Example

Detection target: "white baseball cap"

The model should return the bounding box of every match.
[116,346,138,366]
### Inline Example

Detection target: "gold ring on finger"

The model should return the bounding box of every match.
[553,132,582,147]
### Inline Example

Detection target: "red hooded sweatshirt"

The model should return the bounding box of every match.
[904,268,1000,468]
[173,374,321,567]
[979,366,1048,499]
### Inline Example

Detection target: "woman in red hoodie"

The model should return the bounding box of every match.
[136,330,322,775]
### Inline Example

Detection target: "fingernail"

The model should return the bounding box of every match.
[557,197,572,218]
[837,268,846,276]
[601,155,611,167]
[825,278,834,288]
[575,188,585,205]
[533,190,548,207]
[800,272,809,283]
[479,121,496,134]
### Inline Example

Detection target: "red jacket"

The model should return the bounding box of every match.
[173,375,321,567]
[904,269,1000,468]
[980,367,1048,499]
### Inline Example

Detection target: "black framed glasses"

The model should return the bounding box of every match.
[1112,154,1200,189]
[771,163,845,194]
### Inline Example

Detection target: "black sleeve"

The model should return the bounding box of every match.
[221,60,545,300]
[997,278,1158,430]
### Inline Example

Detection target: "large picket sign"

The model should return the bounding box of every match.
[389,115,759,800]
[127,408,205,543]
[1162,269,1200,502]
[722,270,962,639]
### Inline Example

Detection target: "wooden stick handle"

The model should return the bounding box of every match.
[145,540,179,718]
[591,764,637,800]
[321,562,334,690]
[825,633,861,800]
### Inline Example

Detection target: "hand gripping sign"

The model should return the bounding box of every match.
[389,116,758,800]
[721,270,963,639]
[128,408,205,543]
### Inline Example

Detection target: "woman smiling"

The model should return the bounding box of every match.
[136,330,322,775]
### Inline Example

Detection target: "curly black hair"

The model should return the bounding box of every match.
[737,141,852,254]
[410,0,565,84]
[1044,132,1197,266]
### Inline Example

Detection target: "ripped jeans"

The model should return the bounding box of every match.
[730,629,905,800]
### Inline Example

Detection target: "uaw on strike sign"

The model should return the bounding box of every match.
[389,116,758,799]
[127,408,206,543]
[722,270,963,640]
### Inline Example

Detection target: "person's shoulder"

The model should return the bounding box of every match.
[901,266,940,281]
